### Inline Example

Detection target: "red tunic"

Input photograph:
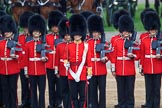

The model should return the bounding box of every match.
[68,42,92,80]
[140,34,162,74]
[46,33,59,69]
[24,40,46,75]
[0,40,20,75]
[111,36,139,76]
[55,42,69,76]
[87,38,109,75]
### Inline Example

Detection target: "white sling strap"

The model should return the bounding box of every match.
[69,42,88,82]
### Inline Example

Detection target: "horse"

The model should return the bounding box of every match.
[8,0,33,25]
[67,0,104,15]
[8,0,60,24]
[145,0,162,17]
[36,0,60,19]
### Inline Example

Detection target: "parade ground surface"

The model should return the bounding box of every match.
[17,32,162,108]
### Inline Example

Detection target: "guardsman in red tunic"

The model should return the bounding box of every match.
[46,10,64,108]
[55,17,71,108]
[86,14,110,108]
[110,9,130,108]
[140,11,162,108]
[24,15,47,108]
[0,10,7,107]
[0,15,20,108]
[18,11,34,108]
[111,15,138,108]
[68,14,92,108]
[138,8,156,76]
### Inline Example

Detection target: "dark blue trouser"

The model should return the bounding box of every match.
[87,77,93,108]
[0,75,3,106]
[69,80,86,108]
[144,74,161,108]
[1,74,18,108]
[116,75,135,108]
[60,76,71,108]
[47,69,62,107]
[19,69,31,105]
[92,75,106,108]
[29,75,46,108]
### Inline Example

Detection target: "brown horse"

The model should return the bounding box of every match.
[10,0,33,25]
[67,0,104,14]
[10,0,60,24]
[37,0,60,19]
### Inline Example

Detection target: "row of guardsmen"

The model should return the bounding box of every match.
[0,8,161,108]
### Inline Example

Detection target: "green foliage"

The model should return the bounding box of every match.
[103,4,162,31]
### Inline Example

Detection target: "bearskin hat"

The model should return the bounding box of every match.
[58,17,70,39]
[48,10,64,29]
[19,11,34,28]
[0,15,17,35]
[118,15,134,33]
[28,14,46,37]
[113,9,130,29]
[87,14,104,35]
[69,14,87,41]
[80,11,94,21]
[0,10,7,18]
[143,11,161,31]
[140,8,155,25]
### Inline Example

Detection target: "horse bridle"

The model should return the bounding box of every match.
[78,0,85,10]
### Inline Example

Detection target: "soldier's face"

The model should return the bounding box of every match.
[149,30,157,36]
[32,31,41,38]
[64,34,71,41]
[93,31,100,39]
[4,32,13,38]
[121,31,131,38]
[51,26,58,33]
[74,35,82,41]
[24,28,29,35]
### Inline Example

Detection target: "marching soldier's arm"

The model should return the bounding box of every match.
[54,44,60,75]
[139,37,145,76]
[23,43,29,76]
[86,45,92,78]
[110,42,117,77]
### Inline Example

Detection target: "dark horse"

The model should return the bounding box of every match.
[7,0,60,24]
[145,0,162,16]
[9,0,33,25]
[67,0,104,15]
[31,0,60,19]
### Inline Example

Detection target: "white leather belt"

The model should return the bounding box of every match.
[49,51,55,54]
[117,57,131,60]
[60,59,64,62]
[29,57,42,61]
[91,58,101,61]
[1,57,13,61]
[145,55,156,58]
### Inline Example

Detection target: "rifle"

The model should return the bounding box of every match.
[95,33,112,59]
[25,36,33,42]
[7,28,22,57]
[152,31,162,55]
[36,34,52,58]
[124,31,139,54]
[54,38,63,47]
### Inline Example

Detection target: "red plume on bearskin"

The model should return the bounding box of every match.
[58,17,70,39]
[48,10,64,29]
